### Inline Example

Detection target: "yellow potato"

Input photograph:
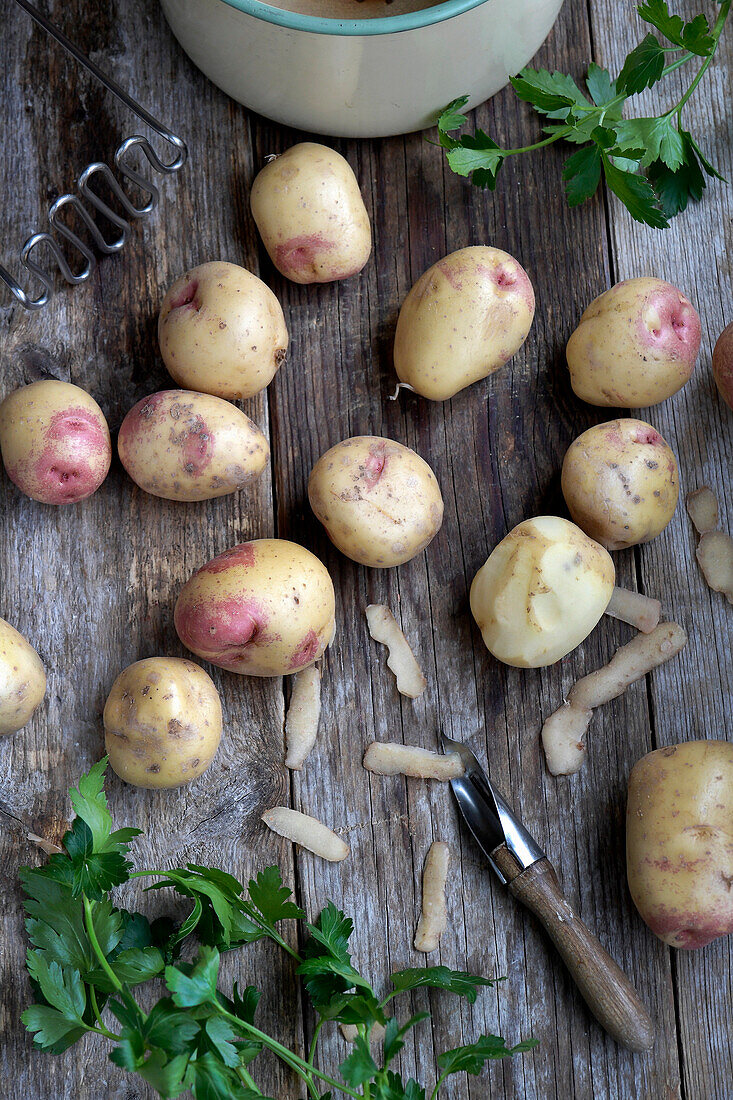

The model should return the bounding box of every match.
[104,657,222,789]
[0,379,111,504]
[712,320,733,411]
[250,143,371,284]
[118,389,269,502]
[470,516,615,668]
[627,741,733,949]
[561,418,679,550]
[567,277,701,407]
[174,539,335,676]
[393,245,535,401]
[308,436,443,568]
[0,617,46,735]
[158,261,289,400]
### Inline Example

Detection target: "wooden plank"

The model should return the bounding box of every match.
[590,3,733,1098]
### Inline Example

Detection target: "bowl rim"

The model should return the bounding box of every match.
[216,0,489,36]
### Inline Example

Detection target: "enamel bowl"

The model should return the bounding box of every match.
[160,0,564,138]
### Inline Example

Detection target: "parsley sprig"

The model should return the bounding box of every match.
[20,761,536,1099]
[437,0,730,227]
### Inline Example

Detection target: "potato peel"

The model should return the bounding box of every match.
[697,532,733,604]
[414,841,450,953]
[363,742,464,781]
[261,806,349,862]
[365,605,427,698]
[284,665,322,771]
[605,586,661,634]
[686,487,719,535]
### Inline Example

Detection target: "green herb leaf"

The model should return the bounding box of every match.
[389,966,499,1004]
[614,116,686,168]
[26,951,86,1020]
[306,902,354,963]
[21,1004,87,1052]
[382,1012,429,1065]
[142,998,201,1055]
[584,63,619,109]
[247,866,305,927]
[165,946,220,1008]
[189,1052,250,1100]
[437,1034,539,1075]
[21,868,123,974]
[616,33,666,94]
[687,132,726,180]
[136,1050,190,1098]
[637,0,713,54]
[373,1071,426,1100]
[562,144,603,205]
[602,155,670,227]
[204,1016,242,1068]
[90,946,165,991]
[445,134,504,187]
[339,1033,378,1088]
[437,96,470,145]
[510,68,590,115]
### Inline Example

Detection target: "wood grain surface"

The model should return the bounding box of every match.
[0,0,730,1098]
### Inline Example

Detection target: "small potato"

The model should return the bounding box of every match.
[308,436,443,567]
[566,277,701,407]
[103,657,222,789]
[118,390,269,502]
[158,261,289,400]
[0,617,46,735]
[561,418,679,550]
[250,143,371,284]
[627,741,733,949]
[393,245,535,401]
[470,516,615,668]
[0,380,111,504]
[712,320,733,411]
[174,539,336,676]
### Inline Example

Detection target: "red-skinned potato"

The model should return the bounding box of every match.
[567,277,701,407]
[158,261,288,400]
[118,390,269,502]
[0,380,111,504]
[712,321,733,411]
[561,418,679,550]
[0,617,46,735]
[627,741,733,949]
[250,143,371,284]
[174,539,335,676]
[393,246,535,401]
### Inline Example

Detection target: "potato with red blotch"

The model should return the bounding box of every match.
[566,277,701,407]
[392,245,535,401]
[250,143,371,285]
[308,436,443,568]
[561,418,679,551]
[0,380,111,505]
[118,389,269,502]
[627,741,733,949]
[712,320,733,411]
[104,657,222,789]
[0,617,46,736]
[174,539,336,676]
[158,261,288,400]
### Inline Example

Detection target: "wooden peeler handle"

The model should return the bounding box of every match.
[492,849,655,1052]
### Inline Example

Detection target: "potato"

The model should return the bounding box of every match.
[0,380,111,505]
[470,516,615,668]
[567,277,701,407]
[308,436,443,567]
[392,245,535,401]
[627,741,733,949]
[561,418,679,550]
[174,539,335,676]
[118,389,269,502]
[0,617,46,735]
[158,261,288,400]
[103,657,222,789]
[250,143,371,285]
[712,320,733,411]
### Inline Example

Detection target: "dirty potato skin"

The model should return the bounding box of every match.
[0,617,46,735]
[566,277,702,407]
[308,436,444,568]
[561,418,679,550]
[250,143,372,284]
[174,539,336,676]
[0,380,111,505]
[158,261,289,400]
[627,741,733,949]
[393,245,535,401]
[118,389,269,502]
[712,320,733,411]
[103,657,222,789]
[470,516,615,668]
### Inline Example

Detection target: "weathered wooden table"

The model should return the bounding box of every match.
[1,0,731,1097]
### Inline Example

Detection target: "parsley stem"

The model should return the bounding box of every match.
[429,1069,451,1100]
[307,1017,326,1066]
[89,986,119,1041]
[668,0,730,118]
[82,896,144,1023]
[236,1065,262,1093]
[500,132,566,157]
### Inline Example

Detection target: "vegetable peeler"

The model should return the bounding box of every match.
[442,732,655,1052]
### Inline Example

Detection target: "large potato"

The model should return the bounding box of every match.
[250,143,371,284]
[104,657,222,789]
[0,380,111,504]
[712,320,733,411]
[627,741,733,949]
[393,245,535,401]
[308,436,443,568]
[158,261,289,400]
[0,617,46,735]
[118,389,269,502]
[470,516,615,668]
[561,418,679,550]
[567,277,701,407]
[174,539,335,676]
